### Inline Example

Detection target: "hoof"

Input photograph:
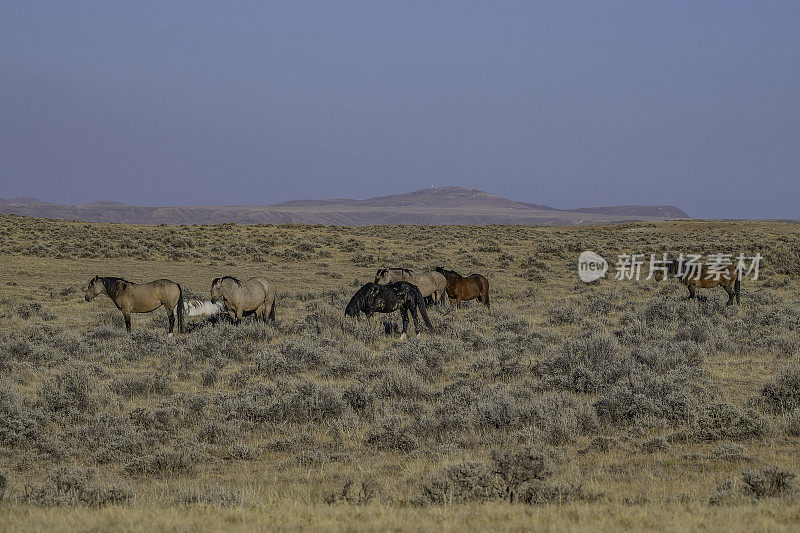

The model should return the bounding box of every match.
[416,332,421,337]
[399,333,407,341]
[168,333,174,338]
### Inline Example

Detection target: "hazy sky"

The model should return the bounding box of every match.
[1,1,798,218]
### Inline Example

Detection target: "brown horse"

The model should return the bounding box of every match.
[656,260,741,305]
[84,276,185,334]
[435,267,490,312]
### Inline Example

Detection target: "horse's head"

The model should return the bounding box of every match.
[210,277,223,303]
[435,266,454,279]
[85,276,103,301]
[345,283,381,317]
[653,259,680,281]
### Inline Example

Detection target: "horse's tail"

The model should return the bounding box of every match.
[176,283,186,333]
[735,270,741,304]
[268,295,276,321]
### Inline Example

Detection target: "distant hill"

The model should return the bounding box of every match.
[0,186,689,226]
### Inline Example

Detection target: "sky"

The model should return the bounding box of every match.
[1,1,798,218]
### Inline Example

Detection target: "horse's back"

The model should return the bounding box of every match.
[245,277,276,300]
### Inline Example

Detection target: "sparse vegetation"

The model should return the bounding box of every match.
[0,214,799,530]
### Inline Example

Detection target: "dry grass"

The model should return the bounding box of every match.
[0,214,799,531]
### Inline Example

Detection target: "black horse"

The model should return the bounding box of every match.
[345,282,433,338]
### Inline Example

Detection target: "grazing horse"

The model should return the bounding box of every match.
[374,267,447,305]
[656,259,741,305]
[345,282,433,338]
[84,276,185,335]
[210,276,276,324]
[435,267,490,312]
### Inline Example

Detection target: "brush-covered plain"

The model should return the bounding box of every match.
[1,215,799,531]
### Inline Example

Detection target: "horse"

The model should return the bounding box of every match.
[435,267,490,312]
[655,259,741,305]
[84,276,185,335]
[345,281,433,338]
[374,267,447,305]
[210,276,276,324]
[182,299,226,318]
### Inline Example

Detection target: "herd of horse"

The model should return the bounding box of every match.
[83,258,740,337]
[83,266,492,337]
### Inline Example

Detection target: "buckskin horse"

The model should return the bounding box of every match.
[345,281,433,338]
[84,276,185,334]
[374,267,447,305]
[210,276,276,324]
[435,267,491,313]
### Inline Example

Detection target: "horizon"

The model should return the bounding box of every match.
[0,184,690,213]
[1,2,798,218]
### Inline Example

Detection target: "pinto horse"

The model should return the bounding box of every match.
[435,267,490,313]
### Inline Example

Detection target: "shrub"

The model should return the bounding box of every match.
[38,364,99,416]
[490,446,560,502]
[526,391,599,444]
[741,466,795,498]
[364,415,417,452]
[110,373,172,398]
[692,403,770,441]
[759,366,800,413]
[23,467,132,507]
[784,409,800,437]
[420,462,501,504]
[710,443,750,462]
[535,330,627,393]
[124,445,200,477]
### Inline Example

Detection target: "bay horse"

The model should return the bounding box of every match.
[84,276,185,335]
[435,267,490,313]
[374,267,447,305]
[210,276,276,324]
[345,281,433,338]
[656,259,741,305]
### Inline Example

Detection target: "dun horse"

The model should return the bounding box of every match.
[210,276,276,324]
[84,276,185,334]
[374,267,447,305]
[345,281,433,338]
[656,259,741,305]
[435,267,490,312]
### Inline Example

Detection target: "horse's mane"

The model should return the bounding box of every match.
[388,267,413,274]
[219,275,242,286]
[98,276,131,299]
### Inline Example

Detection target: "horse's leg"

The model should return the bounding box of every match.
[722,284,735,305]
[122,311,132,333]
[235,307,243,325]
[687,285,696,300]
[456,294,462,309]
[399,309,409,340]
[448,296,455,308]
[409,306,421,336]
[167,307,175,336]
